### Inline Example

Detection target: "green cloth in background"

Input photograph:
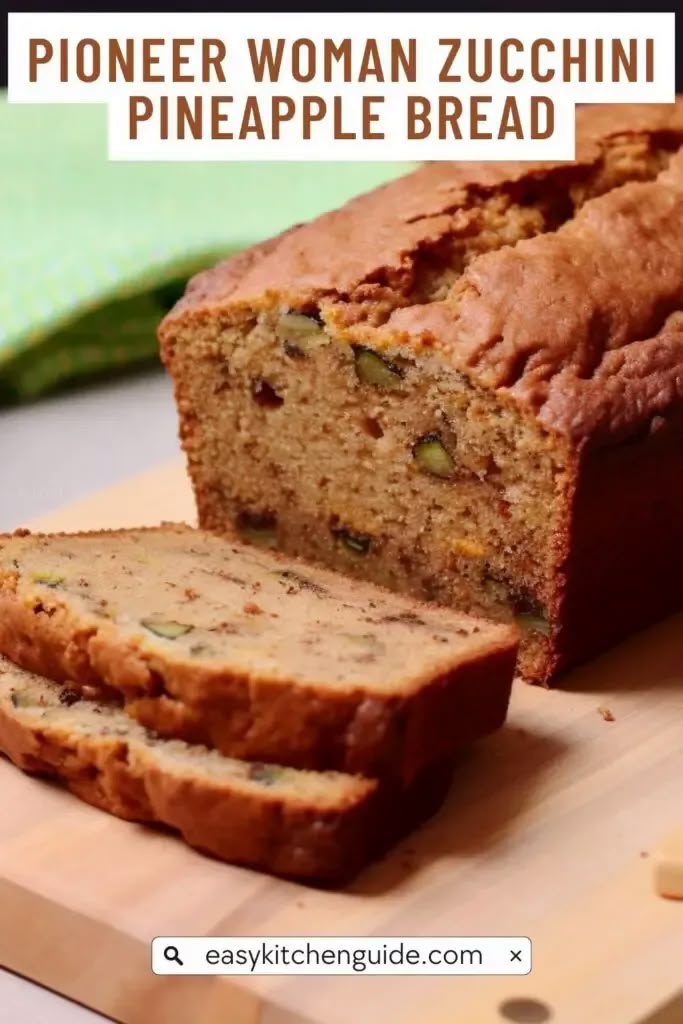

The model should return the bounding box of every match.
[0,95,409,402]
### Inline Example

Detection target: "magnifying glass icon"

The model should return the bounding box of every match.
[164,945,184,967]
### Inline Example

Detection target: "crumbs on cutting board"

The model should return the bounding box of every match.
[243,601,264,615]
[597,706,615,722]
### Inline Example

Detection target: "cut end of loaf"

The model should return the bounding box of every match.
[164,310,560,683]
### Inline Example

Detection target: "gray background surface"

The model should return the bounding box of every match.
[1,366,181,1022]
[1,366,181,530]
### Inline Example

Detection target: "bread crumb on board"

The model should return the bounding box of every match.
[243,601,264,615]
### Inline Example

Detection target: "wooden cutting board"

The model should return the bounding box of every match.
[0,460,681,1024]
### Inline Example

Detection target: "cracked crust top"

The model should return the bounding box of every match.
[161,100,683,448]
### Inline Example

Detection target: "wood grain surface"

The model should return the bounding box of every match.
[0,460,680,1024]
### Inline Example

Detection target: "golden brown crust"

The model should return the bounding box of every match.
[0,528,517,781]
[163,103,683,316]
[0,660,452,885]
[160,100,683,449]
[390,162,683,445]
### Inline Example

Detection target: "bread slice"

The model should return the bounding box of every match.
[0,655,452,884]
[0,526,516,781]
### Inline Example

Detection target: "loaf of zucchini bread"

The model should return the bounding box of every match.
[0,655,452,884]
[0,526,516,780]
[160,101,683,684]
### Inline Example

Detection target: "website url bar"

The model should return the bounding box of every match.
[151,936,531,975]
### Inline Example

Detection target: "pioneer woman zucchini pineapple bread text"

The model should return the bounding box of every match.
[0,526,516,781]
[160,101,683,684]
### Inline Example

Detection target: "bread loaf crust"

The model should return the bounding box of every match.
[159,102,683,684]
